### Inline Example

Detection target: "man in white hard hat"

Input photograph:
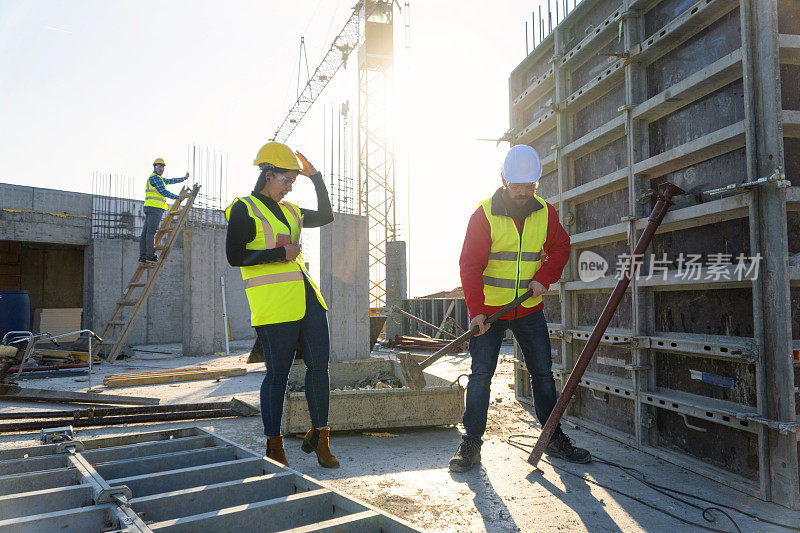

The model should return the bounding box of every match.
[449,144,591,472]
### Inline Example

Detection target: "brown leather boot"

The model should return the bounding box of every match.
[266,436,288,466]
[301,427,340,468]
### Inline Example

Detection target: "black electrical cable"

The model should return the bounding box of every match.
[506,434,742,533]
[591,456,800,532]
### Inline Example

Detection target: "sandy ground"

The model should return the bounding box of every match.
[1,341,799,532]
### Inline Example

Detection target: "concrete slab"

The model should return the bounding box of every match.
[1,343,798,532]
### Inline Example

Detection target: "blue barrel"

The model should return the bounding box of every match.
[0,290,31,340]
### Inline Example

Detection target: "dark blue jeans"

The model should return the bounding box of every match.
[254,285,330,437]
[139,206,163,258]
[462,309,561,446]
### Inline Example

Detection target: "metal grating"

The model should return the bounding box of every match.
[0,427,419,532]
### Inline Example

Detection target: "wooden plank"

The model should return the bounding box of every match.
[104,367,207,379]
[103,368,247,388]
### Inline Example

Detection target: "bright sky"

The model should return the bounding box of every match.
[0,0,559,297]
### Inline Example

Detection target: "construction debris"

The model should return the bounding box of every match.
[0,399,259,432]
[382,335,468,351]
[102,367,246,388]
[288,370,404,392]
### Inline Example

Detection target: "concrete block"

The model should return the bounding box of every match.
[319,213,370,362]
[281,358,465,434]
[385,241,407,340]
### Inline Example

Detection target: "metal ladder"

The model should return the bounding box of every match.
[94,184,200,362]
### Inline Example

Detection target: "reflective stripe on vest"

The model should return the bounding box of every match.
[224,196,327,326]
[480,195,549,309]
[144,174,168,210]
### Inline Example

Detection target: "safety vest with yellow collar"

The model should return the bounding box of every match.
[480,194,549,309]
[225,195,327,326]
[144,173,168,210]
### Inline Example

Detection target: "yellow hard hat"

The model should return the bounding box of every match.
[153,158,166,166]
[253,142,300,170]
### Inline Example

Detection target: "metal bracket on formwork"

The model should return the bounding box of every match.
[97,486,133,504]
[739,414,800,436]
[550,328,572,342]
[548,53,562,68]
[620,215,638,245]
[679,413,708,433]
[641,413,656,428]
[590,389,610,403]
[705,168,790,197]
[610,336,651,350]
[57,440,84,453]
[40,425,74,444]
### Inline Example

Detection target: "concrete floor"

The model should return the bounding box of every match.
[1,341,799,532]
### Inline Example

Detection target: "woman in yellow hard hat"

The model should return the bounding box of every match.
[225,141,338,468]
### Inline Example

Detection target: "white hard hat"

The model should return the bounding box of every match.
[501,144,542,183]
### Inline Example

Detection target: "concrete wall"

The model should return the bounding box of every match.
[319,213,370,362]
[1,182,253,352]
[182,225,251,355]
[0,183,91,245]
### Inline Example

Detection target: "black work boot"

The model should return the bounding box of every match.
[147,254,159,263]
[545,431,592,464]
[449,439,481,472]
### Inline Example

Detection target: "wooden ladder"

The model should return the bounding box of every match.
[94,184,200,362]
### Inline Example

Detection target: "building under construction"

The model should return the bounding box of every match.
[2,0,800,531]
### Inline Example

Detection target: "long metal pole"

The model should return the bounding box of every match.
[527,182,684,468]
[221,276,230,356]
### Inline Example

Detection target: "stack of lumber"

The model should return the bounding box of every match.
[103,367,246,388]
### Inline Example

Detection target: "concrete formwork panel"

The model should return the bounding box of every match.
[509,0,800,507]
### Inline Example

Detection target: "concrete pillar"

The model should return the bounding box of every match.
[319,213,370,362]
[182,226,224,356]
[385,240,407,339]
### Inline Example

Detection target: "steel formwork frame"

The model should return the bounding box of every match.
[0,427,418,532]
[510,0,800,508]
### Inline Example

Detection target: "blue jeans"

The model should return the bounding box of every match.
[254,284,330,437]
[139,206,163,258]
[462,309,561,446]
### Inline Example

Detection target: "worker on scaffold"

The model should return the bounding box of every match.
[450,144,592,472]
[225,141,338,468]
[140,158,189,263]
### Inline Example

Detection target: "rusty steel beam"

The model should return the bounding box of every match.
[527,182,684,468]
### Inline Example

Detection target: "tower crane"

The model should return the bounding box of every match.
[273,1,401,309]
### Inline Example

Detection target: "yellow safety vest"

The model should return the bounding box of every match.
[225,196,327,326]
[144,173,168,210]
[480,194,549,309]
